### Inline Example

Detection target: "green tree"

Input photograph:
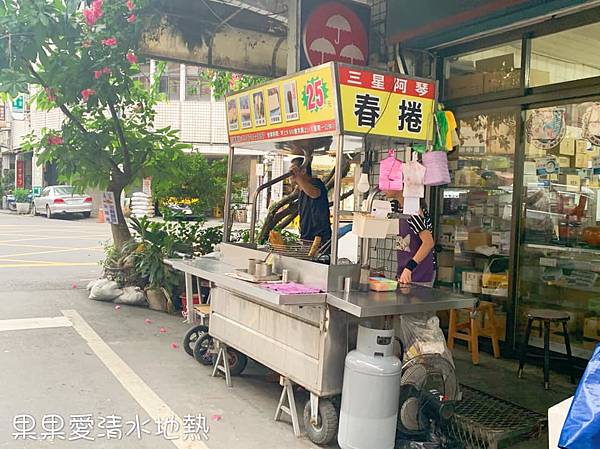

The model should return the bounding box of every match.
[0,0,188,247]
[153,153,243,215]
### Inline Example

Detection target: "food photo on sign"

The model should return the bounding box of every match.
[227,98,239,131]
[267,87,282,124]
[239,95,252,129]
[300,0,370,69]
[283,81,299,121]
[253,91,266,126]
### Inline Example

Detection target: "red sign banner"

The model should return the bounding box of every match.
[16,160,24,188]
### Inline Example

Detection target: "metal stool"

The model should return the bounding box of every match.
[517,309,576,390]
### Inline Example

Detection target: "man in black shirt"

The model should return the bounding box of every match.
[290,157,332,244]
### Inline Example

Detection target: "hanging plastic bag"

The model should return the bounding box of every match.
[379,150,404,191]
[559,343,600,449]
[422,151,451,186]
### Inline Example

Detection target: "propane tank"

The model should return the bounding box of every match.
[338,325,402,449]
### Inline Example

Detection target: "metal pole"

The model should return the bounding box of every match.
[331,135,344,264]
[223,145,235,242]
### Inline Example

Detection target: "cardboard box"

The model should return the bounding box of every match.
[462,271,483,293]
[438,267,455,283]
[558,157,571,168]
[529,69,551,86]
[559,138,575,156]
[445,73,484,99]
[483,70,519,93]
[438,250,455,267]
[465,232,491,251]
[584,317,599,339]
[558,174,581,192]
[575,153,590,168]
[475,54,514,72]
[575,139,589,154]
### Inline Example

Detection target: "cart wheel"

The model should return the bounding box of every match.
[211,348,248,376]
[193,333,214,366]
[227,349,248,376]
[183,325,208,357]
[303,398,338,446]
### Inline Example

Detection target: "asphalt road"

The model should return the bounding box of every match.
[0,212,317,449]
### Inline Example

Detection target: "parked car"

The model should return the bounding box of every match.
[32,185,92,219]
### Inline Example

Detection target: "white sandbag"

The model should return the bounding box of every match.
[132,192,150,198]
[86,279,99,291]
[89,279,123,302]
[115,287,147,306]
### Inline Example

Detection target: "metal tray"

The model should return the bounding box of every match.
[230,269,281,283]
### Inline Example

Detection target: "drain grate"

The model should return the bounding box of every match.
[444,385,547,449]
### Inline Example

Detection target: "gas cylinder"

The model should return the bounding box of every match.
[338,325,402,449]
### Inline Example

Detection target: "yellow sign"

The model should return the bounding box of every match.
[226,64,338,145]
[338,66,436,141]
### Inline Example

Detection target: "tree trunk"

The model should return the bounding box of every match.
[109,184,131,249]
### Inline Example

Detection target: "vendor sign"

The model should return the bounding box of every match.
[338,66,435,141]
[226,64,338,145]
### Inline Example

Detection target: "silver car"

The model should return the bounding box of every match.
[32,185,93,219]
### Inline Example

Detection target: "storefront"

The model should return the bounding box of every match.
[388,2,600,360]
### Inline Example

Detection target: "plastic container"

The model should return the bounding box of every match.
[353,213,398,239]
[368,277,398,292]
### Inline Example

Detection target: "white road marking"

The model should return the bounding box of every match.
[62,309,210,449]
[0,316,72,332]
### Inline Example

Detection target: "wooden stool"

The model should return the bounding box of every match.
[517,309,576,390]
[447,301,501,365]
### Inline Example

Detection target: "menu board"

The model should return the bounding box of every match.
[226,64,338,145]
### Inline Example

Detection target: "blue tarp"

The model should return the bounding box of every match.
[559,343,600,449]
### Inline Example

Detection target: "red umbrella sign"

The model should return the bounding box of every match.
[302,1,369,68]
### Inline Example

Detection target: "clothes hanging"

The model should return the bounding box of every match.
[433,110,448,151]
[378,150,404,191]
[402,159,426,215]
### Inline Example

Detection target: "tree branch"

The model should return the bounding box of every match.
[107,100,132,178]
[26,62,88,136]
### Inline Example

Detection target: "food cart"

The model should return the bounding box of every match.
[168,62,476,446]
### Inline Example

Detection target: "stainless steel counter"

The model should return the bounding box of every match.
[166,257,327,306]
[326,285,476,317]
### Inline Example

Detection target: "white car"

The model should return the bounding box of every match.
[32,185,93,219]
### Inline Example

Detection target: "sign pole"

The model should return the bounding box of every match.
[331,134,345,264]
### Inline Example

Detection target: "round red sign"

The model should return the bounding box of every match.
[302,1,369,67]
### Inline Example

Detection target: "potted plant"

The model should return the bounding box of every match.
[13,188,31,214]
[129,217,184,312]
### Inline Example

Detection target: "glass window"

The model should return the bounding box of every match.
[530,23,600,87]
[158,63,181,101]
[437,110,518,342]
[185,66,211,101]
[444,41,522,99]
[518,101,600,358]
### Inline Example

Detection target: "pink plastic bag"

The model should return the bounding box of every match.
[379,150,403,191]
[422,151,451,186]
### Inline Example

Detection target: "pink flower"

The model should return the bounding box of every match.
[101,37,117,47]
[126,51,138,64]
[83,0,103,26]
[127,14,137,23]
[83,8,99,26]
[95,66,111,79]
[126,0,135,11]
[81,89,96,102]
[48,135,64,146]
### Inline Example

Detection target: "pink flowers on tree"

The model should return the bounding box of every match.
[94,67,111,79]
[126,52,138,64]
[101,37,118,47]
[83,0,103,26]
[81,89,97,102]
[47,135,64,146]
[126,0,135,11]
[127,14,137,23]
